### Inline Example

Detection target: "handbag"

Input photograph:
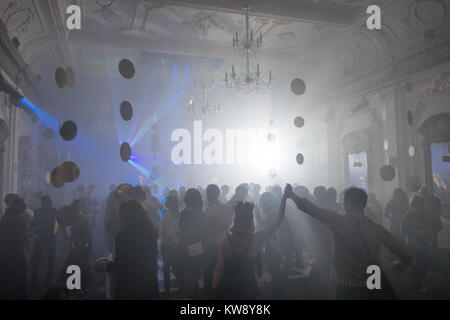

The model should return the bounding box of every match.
[351,215,397,299]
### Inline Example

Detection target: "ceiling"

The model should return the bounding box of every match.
[1,0,450,92]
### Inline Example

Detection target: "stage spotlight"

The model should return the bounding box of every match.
[119,59,135,79]
[294,116,305,128]
[380,165,395,181]
[120,142,132,162]
[291,78,306,95]
[120,101,133,121]
[60,120,78,141]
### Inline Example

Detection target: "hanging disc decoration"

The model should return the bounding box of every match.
[60,121,78,141]
[407,110,413,126]
[55,67,67,88]
[119,59,135,79]
[380,165,396,181]
[50,167,65,188]
[65,67,76,87]
[291,78,306,95]
[294,116,305,128]
[120,101,133,121]
[42,128,55,140]
[59,161,80,183]
[296,153,304,165]
[120,142,132,162]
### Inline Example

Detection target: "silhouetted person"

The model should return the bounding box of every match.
[203,184,234,297]
[31,195,57,288]
[419,187,442,270]
[160,195,181,296]
[57,201,92,289]
[385,188,409,242]
[144,186,163,228]
[250,184,261,205]
[219,185,230,204]
[308,186,333,299]
[0,197,28,299]
[285,184,413,299]
[179,188,205,299]
[367,193,383,226]
[213,195,287,300]
[228,185,248,209]
[105,200,159,299]
[402,196,431,291]
[259,191,290,298]
[326,188,343,214]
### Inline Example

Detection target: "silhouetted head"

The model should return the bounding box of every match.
[235,185,248,201]
[10,197,26,215]
[129,186,146,202]
[41,195,52,208]
[168,189,178,197]
[240,183,249,191]
[313,186,327,203]
[221,185,230,196]
[343,187,368,214]
[230,202,255,236]
[165,195,179,213]
[119,199,152,231]
[260,192,277,216]
[392,188,408,203]
[184,188,203,211]
[4,193,19,206]
[206,184,220,203]
[294,186,309,198]
[418,187,431,198]
[272,186,283,199]
[326,188,337,203]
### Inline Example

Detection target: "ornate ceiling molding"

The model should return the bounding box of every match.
[419,111,450,143]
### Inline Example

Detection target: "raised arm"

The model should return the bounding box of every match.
[284,184,341,229]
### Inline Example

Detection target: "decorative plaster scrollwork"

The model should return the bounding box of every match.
[182,15,224,36]
[341,131,370,155]
[403,0,447,28]
[425,72,450,96]
[419,112,450,143]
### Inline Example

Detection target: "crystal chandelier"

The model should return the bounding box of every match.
[187,19,221,117]
[224,5,272,94]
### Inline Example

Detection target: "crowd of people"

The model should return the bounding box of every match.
[0,180,444,300]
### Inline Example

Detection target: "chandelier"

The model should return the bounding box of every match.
[187,19,221,117]
[224,5,272,94]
